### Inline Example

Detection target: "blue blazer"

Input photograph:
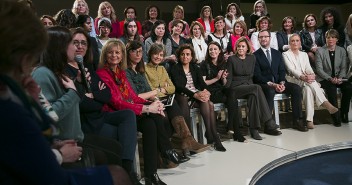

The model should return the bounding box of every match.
[253,48,286,84]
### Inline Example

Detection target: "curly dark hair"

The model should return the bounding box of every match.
[54,9,76,29]
[320,7,342,28]
[145,5,160,20]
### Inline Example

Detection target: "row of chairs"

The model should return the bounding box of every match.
[190,94,290,144]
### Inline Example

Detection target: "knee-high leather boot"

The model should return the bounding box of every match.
[170,116,209,153]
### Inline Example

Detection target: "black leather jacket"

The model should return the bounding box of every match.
[299,28,323,52]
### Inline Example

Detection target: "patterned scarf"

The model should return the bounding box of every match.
[106,64,132,102]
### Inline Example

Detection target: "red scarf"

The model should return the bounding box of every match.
[106,64,132,102]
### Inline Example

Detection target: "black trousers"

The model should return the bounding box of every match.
[231,84,273,129]
[259,82,302,120]
[104,109,137,161]
[320,80,352,114]
[137,114,171,177]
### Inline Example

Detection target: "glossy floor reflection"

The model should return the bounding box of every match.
[157,123,352,185]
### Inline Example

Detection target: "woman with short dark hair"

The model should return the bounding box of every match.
[315,29,352,125]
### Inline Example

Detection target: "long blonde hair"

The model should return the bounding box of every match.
[71,0,89,15]
[97,1,117,22]
[99,39,127,70]
[346,14,352,37]
[253,0,268,15]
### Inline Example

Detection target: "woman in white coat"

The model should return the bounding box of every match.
[283,34,338,129]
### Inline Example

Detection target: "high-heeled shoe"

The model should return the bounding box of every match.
[233,131,247,143]
[250,129,262,140]
[145,173,167,185]
[164,149,187,164]
[213,142,226,152]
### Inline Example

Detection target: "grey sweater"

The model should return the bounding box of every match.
[32,66,84,141]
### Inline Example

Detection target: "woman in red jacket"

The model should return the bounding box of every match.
[97,39,177,185]
[196,6,214,39]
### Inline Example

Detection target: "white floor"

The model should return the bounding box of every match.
[157,123,352,185]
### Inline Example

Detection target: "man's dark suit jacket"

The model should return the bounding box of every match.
[253,48,286,84]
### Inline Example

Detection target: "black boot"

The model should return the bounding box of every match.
[341,112,349,123]
[145,173,167,185]
[122,159,142,185]
[250,129,262,140]
[332,111,341,127]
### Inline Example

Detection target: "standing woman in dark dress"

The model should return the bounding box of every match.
[200,41,245,142]
[170,44,226,152]
[226,37,281,140]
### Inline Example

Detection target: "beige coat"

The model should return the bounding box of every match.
[283,50,328,122]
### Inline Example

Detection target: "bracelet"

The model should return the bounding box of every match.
[146,105,150,115]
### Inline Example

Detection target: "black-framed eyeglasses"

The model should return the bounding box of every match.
[73,40,87,47]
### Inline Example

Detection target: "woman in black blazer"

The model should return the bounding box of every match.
[170,44,226,152]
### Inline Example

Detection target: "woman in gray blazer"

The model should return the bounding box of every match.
[283,34,338,129]
[315,29,352,125]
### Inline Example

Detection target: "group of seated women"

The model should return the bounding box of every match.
[9,1,352,185]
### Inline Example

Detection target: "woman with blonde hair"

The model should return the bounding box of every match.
[168,5,190,39]
[97,39,168,185]
[190,21,208,64]
[71,0,96,37]
[196,6,214,38]
[283,34,338,129]
[344,14,352,48]
[248,0,269,35]
[95,1,121,38]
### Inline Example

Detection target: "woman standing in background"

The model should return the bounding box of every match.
[95,1,121,38]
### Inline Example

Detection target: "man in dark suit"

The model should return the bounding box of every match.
[253,30,308,132]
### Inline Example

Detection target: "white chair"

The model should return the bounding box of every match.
[190,99,248,144]
[273,93,290,127]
